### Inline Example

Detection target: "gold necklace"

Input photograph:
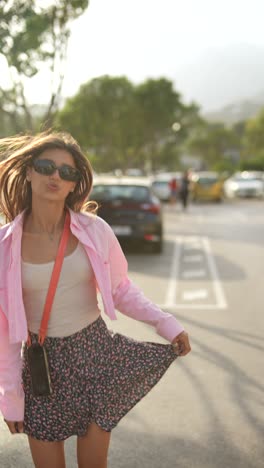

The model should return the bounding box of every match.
[47,231,55,241]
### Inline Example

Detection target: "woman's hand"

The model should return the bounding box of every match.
[3,419,24,434]
[172,331,191,356]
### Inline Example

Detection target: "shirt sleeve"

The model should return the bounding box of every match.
[0,307,24,421]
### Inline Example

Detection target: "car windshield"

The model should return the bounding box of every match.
[152,181,169,188]
[197,177,218,185]
[91,184,150,201]
[233,177,259,183]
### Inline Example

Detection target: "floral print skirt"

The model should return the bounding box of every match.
[22,316,177,442]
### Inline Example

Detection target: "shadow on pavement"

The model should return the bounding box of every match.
[108,427,259,468]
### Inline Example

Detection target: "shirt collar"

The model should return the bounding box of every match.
[68,208,99,254]
[0,208,100,255]
[0,211,25,242]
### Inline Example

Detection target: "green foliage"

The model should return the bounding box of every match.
[240,156,264,171]
[56,76,199,172]
[135,78,182,136]
[212,159,239,173]
[56,76,137,171]
[244,108,264,157]
[0,0,89,132]
[0,0,88,75]
[186,122,241,167]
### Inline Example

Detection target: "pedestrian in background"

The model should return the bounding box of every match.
[0,131,191,468]
[169,176,178,205]
[179,170,190,210]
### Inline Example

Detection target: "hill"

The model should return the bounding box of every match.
[203,94,264,125]
[175,43,264,118]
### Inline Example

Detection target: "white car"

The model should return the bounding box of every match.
[151,172,182,201]
[224,172,264,199]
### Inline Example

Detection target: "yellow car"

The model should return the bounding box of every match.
[190,172,224,202]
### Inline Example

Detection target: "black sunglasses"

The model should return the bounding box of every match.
[32,159,81,182]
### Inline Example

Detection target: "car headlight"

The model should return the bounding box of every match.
[230,182,239,191]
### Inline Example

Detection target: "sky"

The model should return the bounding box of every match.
[1,0,264,111]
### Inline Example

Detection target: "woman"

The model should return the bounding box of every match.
[0,131,191,468]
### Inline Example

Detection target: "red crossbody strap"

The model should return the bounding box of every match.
[27,211,71,346]
[38,211,70,344]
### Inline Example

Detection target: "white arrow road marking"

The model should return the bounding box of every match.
[183,254,203,262]
[182,269,206,279]
[183,243,202,250]
[182,289,208,301]
[164,235,227,309]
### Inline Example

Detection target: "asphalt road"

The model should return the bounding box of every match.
[1,199,263,468]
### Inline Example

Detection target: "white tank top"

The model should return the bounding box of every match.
[21,243,101,337]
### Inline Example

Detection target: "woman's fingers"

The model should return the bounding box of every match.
[4,419,24,434]
[180,334,191,355]
[4,420,16,434]
[172,331,191,356]
[16,421,24,433]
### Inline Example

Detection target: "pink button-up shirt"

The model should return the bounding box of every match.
[0,209,184,421]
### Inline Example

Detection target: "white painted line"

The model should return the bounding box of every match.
[182,289,208,301]
[182,269,206,279]
[183,255,203,263]
[183,243,202,250]
[165,237,181,306]
[202,237,227,309]
[183,236,201,243]
[164,235,227,310]
[183,237,202,245]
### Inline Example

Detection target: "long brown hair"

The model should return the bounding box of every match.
[0,130,97,222]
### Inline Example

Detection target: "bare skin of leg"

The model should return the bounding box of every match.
[28,436,66,468]
[77,422,111,468]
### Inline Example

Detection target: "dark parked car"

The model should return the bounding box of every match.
[90,176,163,253]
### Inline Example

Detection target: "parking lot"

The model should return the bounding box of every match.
[1,199,264,468]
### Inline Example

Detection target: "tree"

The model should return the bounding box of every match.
[56,76,199,172]
[0,0,89,133]
[186,122,240,169]
[56,75,139,172]
[134,78,187,170]
[244,108,264,158]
